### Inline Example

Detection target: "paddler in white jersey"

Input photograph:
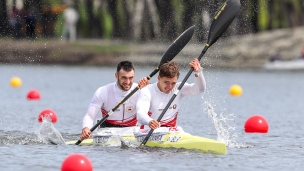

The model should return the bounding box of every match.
[136,59,206,130]
[80,61,149,140]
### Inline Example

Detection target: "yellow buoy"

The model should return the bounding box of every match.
[229,84,242,96]
[10,77,22,87]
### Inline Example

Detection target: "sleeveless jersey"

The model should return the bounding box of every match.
[82,82,138,129]
[136,70,206,127]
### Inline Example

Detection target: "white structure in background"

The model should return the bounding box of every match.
[62,6,79,42]
[264,60,304,71]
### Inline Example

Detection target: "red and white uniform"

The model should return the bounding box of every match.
[82,82,138,129]
[136,70,206,127]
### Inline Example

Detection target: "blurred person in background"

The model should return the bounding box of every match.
[25,5,37,39]
[9,7,22,39]
[300,47,304,60]
[62,5,79,42]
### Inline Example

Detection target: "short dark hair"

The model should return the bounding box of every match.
[159,61,180,78]
[117,61,135,73]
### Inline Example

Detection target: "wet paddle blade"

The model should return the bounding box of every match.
[158,25,195,68]
[207,0,241,46]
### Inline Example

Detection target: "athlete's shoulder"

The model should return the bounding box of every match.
[132,82,139,89]
[95,82,115,94]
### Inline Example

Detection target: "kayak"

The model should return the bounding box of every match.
[66,127,227,155]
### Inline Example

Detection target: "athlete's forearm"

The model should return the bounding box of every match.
[194,70,206,92]
[181,70,206,96]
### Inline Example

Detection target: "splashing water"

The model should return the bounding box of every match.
[205,101,247,148]
[35,117,66,145]
[120,136,141,148]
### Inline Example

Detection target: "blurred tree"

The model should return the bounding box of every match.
[123,0,135,39]
[250,0,259,33]
[0,0,10,36]
[2,0,304,40]
[85,0,102,37]
[182,0,196,31]
[108,0,121,38]
[123,0,160,41]
[281,0,300,27]
[155,0,177,39]
[267,0,274,30]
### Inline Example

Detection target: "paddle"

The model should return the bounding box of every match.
[75,25,195,145]
[140,0,241,146]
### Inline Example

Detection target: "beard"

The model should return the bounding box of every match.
[117,79,132,91]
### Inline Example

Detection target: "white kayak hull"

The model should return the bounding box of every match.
[66,127,227,154]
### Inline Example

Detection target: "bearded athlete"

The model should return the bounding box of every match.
[136,59,206,130]
[80,61,149,140]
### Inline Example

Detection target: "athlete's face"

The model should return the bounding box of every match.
[157,75,178,94]
[115,69,135,91]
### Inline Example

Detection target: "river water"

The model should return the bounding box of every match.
[1,64,303,171]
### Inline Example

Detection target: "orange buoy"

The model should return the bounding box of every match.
[61,153,93,171]
[27,89,41,100]
[38,109,57,123]
[244,115,268,133]
[229,84,243,96]
[10,76,22,87]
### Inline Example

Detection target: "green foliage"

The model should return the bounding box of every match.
[171,0,184,32]
[117,0,126,30]
[79,3,89,37]
[293,0,302,11]
[273,1,288,28]
[42,0,61,5]
[258,0,269,31]
[54,13,63,38]
[102,10,113,38]
[9,0,304,39]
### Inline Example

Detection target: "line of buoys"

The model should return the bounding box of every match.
[8,77,56,123]
[229,84,269,134]
[61,153,93,171]
[38,109,58,123]
[9,76,80,168]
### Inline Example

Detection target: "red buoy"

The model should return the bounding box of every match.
[61,153,93,171]
[244,115,268,133]
[38,109,58,123]
[27,89,41,100]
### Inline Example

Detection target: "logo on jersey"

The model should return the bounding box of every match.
[126,106,134,112]
[168,104,177,109]
[173,104,177,109]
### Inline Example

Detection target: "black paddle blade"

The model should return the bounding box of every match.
[207,0,240,46]
[158,25,195,68]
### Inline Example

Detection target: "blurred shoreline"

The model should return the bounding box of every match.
[1,26,303,69]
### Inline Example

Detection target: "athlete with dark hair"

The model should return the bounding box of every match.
[80,61,149,140]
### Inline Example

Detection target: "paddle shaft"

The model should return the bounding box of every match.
[140,46,209,145]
